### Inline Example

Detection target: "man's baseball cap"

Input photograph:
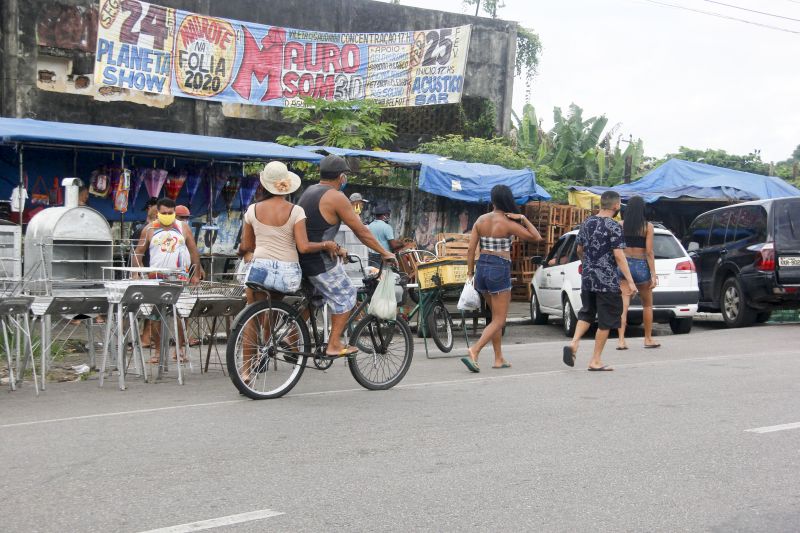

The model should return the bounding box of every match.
[176,205,191,217]
[319,154,351,175]
[349,193,369,203]
[373,205,391,216]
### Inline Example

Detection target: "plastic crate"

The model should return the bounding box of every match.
[416,258,468,290]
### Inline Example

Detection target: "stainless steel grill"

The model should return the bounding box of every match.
[24,178,113,294]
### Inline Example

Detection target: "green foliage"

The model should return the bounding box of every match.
[463,0,505,18]
[276,97,397,149]
[515,27,542,78]
[460,99,497,139]
[659,147,771,175]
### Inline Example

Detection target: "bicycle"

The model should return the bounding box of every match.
[398,238,456,353]
[226,257,413,399]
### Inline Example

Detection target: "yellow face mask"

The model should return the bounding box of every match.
[354,204,362,215]
[158,213,176,226]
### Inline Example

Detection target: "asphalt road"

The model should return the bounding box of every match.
[1,321,799,532]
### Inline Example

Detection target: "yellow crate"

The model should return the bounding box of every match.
[416,258,468,290]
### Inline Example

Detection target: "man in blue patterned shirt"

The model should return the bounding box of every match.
[563,191,637,371]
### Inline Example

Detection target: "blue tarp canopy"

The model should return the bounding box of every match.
[0,118,323,162]
[300,146,551,203]
[572,159,800,203]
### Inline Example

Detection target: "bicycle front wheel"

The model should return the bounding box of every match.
[227,300,310,399]
[348,315,413,390]
[426,301,454,353]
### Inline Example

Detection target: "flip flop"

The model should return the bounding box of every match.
[644,344,661,349]
[147,356,160,364]
[616,346,628,351]
[562,346,575,367]
[189,338,201,347]
[587,365,614,372]
[492,361,512,369]
[325,347,358,357]
[460,357,480,373]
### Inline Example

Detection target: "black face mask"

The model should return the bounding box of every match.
[612,209,620,218]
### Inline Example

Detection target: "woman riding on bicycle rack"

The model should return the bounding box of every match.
[237,161,338,385]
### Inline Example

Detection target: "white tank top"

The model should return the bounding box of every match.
[149,221,189,272]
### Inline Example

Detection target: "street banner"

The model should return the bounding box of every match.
[95,0,471,108]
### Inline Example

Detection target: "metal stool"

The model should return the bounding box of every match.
[99,282,183,390]
[0,297,37,394]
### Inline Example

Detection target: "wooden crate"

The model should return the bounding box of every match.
[511,283,532,302]
[434,233,479,259]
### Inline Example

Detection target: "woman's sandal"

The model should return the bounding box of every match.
[492,361,512,369]
[325,346,358,357]
[460,357,480,373]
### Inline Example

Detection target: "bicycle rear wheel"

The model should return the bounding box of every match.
[227,300,310,399]
[426,301,454,353]
[348,315,413,390]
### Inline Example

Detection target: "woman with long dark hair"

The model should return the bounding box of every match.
[617,195,660,349]
[460,185,542,372]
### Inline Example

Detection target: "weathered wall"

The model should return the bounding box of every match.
[1,0,517,140]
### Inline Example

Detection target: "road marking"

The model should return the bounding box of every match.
[138,509,284,532]
[745,421,800,434]
[1,350,794,430]
[0,399,245,429]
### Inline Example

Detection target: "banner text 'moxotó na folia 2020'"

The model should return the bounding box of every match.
[95,0,471,108]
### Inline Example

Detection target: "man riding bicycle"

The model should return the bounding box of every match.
[298,155,395,357]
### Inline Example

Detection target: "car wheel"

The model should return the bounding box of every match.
[669,317,693,334]
[562,297,577,337]
[530,289,549,325]
[720,276,757,328]
[755,311,772,324]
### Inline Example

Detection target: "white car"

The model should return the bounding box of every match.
[529,226,699,336]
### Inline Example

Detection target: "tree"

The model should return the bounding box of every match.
[276,97,396,149]
[415,135,568,201]
[660,147,771,175]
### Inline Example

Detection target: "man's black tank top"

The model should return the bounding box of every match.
[298,183,341,276]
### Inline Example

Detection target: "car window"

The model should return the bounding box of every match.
[724,207,742,244]
[653,234,685,259]
[709,210,731,246]
[687,213,712,248]
[556,235,576,265]
[545,236,568,265]
[774,199,800,248]
[731,205,767,243]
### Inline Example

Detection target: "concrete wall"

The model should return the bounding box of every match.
[0,0,517,141]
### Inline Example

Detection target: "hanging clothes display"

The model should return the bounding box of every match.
[164,169,188,201]
[89,166,111,198]
[239,175,260,210]
[130,167,147,207]
[221,176,240,213]
[113,168,131,213]
[143,168,168,199]
[185,167,204,205]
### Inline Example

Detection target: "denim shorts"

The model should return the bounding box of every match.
[309,262,357,314]
[474,254,512,295]
[246,258,302,294]
[619,257,651,285]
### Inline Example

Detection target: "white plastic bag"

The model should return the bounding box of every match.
[368,270,399,320]
[457,279,481,311]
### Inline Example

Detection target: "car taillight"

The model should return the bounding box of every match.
[675,260,695,272]
[578,264,583,275]
[755,242,775,272]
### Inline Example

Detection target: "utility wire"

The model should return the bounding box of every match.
[639,0,800,34]
[700,0,800,23]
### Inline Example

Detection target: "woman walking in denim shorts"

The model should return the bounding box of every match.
[617,195,660,350]
[460,185,543,372]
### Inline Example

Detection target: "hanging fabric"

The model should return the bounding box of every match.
[239,175,260,209]
[221,176,240,212]
[48,177,63,205]
[164,169,188,201]
[130,167,147,207]
[144,168,168,199]
[212,170,228,206]
[30,175,50,206]
[185,167,204,205]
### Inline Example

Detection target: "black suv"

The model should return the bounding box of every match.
[684,197,800,327]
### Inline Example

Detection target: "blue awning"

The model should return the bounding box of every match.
[571,159,800,203]
[299,146,551,203]
[0,118,323,162]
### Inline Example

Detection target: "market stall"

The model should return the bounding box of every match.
[571,159,800,238]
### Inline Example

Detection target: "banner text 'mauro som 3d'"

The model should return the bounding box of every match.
[95,0,471,108]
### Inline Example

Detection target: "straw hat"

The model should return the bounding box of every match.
[260,161,301,196]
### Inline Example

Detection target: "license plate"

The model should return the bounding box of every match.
[779,256,800,267]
